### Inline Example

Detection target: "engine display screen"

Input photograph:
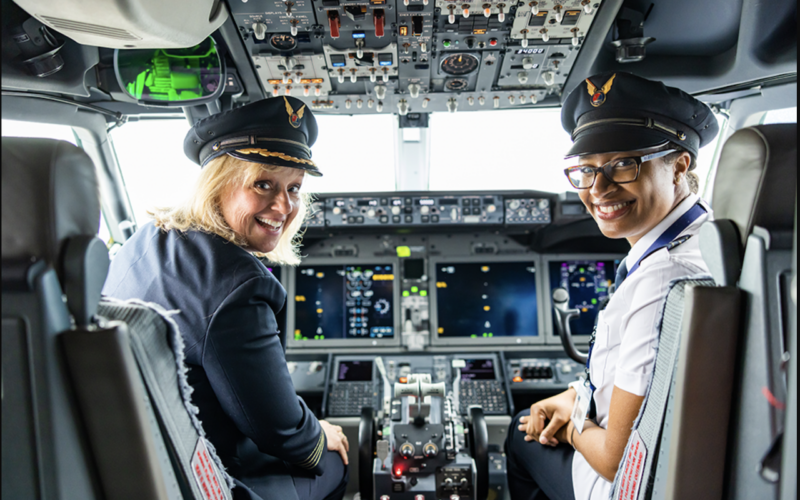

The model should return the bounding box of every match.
[435,261,538,338]
[460,359,496,380]
[548,259,619,336]
[294,264,395,340]
[337,360,373,381]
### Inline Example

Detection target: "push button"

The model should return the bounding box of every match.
[405,215,413,223]
[393,215,401,223]
[421,215,429,222]
[431,215,440,222]
[380,215,389,223]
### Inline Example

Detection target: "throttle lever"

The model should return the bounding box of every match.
[552,287,589,364]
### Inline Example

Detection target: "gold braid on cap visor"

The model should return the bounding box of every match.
[235,148,318,167]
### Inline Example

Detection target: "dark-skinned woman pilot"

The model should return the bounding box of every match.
[505,72,720,500]
[103,98,349,500]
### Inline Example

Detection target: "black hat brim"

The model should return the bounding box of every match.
[564,125,676,159]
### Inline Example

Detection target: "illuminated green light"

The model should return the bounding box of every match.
[411,286,419,293]
[488,333,493,337]
[396,246,411,257]
[580,268,585,273]
[420,290,427,297]
[471,334,477,338]
[591,298,598,304]
[403,291,410,297]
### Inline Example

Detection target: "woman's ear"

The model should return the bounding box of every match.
[672,152,691,184]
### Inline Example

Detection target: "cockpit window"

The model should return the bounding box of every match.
[762,107,797,124]
[1,119,78,146]
[302,114,396,194]
[109,118,201,227]
[430,109,573,194]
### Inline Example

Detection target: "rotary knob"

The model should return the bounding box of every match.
[423,442,438,458]
[400,442,415,459]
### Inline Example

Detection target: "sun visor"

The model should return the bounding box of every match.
[12,0,228,49]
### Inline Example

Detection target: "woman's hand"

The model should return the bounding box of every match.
[319,420,349,465]
[518,388,577,446]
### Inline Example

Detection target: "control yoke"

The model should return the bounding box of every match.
[552,287,589,364]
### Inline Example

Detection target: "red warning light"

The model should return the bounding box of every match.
[395,467,403,476]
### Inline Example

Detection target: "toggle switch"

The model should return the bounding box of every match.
[303,86,310,96]
[497,3,506,22]
[448,5,456,23]
[370,68,377,82]
[478,95,485,105]
[282,72,290,84]
[368,99,375,108]
[357,99,363,108]
[493,95,500,108]
[285,1,294,16]
[529,93,537,103]
[582,0,592,13]
[483,4,491,17]
[375,85,387,99]
[540,28,549,42]
[462,5,470,17]
[408,83,420,98]
[382,67,389,82]
[314,85,322,96]
[508,95,515,104]
[467,96,474,105]
[571,28,580,46]
[397,99,409,116]
[350,69,358,82]
[272,86,280,97]
[553,4,563,22]
[519,94,527,103]
[447,97,457,113]
[290,20,299,36]
[284,86,292,95]
[337,69,345,83]
[422,98,430,108]
[530,0,538,15]
[376,101,384,112]
[345,99,352,109]
[520,29,529,48]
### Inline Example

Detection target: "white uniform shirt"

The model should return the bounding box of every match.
[572,193,713,500]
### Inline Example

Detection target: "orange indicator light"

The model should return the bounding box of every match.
[399,376,408,383]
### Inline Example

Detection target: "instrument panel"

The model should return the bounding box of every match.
[228,0,606,113]
[310,191,551,228]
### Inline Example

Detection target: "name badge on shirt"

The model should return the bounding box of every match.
[571,381,592,434]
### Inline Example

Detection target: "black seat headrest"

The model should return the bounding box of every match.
[2,137,108,325]
[711,124,797,247]
[2,138,101,270]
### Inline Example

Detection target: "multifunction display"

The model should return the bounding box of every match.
[460,359,496,380]
[294,264,395,340]
[548,260,619,336]
[337,360,374,382]
[435,261,538,338]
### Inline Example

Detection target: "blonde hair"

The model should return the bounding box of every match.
[149,154,310,266]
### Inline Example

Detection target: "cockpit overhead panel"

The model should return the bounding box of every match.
[227,0,606,113]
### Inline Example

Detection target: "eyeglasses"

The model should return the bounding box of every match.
[564,149,677,189]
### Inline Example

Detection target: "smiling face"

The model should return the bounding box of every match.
[219,165,305,253]
[577,149,691,246]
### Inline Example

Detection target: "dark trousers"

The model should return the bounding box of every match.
[292,450,349,500]
[506,410,576,500]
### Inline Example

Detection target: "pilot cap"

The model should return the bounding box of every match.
[184,96,322,176]
[561,72,719,164]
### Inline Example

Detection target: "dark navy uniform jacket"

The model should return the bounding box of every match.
[102,222,326,500]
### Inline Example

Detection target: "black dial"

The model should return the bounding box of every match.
[445,78,469,91]
[440,53,480,75]
[270,34,297,51]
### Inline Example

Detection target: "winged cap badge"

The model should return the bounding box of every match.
[284,96,306,128]
[585,73,616,107]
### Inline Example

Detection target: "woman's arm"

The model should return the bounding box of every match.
[204,275,329,474]
[560,386,644,482]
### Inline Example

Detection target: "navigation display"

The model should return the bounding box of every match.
[548,259,619,336]
[294,264,395,341]
[435,261,538,338]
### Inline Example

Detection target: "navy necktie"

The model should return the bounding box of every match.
[615,258,629,290]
